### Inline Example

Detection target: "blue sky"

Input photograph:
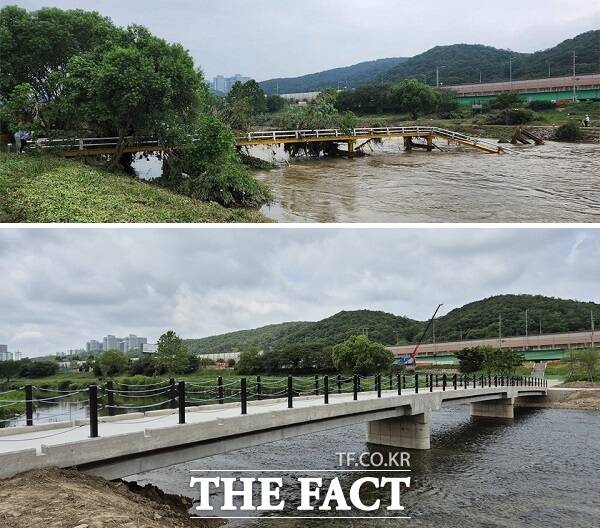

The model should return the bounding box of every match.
[1,229,599,356]
[7,0,600,80]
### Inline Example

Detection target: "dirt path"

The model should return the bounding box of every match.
[0,467,216,528]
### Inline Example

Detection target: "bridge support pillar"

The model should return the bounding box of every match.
[367,412,431,450]
[426,136,434,152]
[347,140,356,156]
[470,398,514,419]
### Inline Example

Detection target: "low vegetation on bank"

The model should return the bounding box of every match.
[0,154,269,223]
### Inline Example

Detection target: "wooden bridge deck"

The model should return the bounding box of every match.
[36,126,504,156]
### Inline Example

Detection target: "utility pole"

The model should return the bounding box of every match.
[572,51,577,102]
[499,314,502,349]
[548,63,551,78]
[525,309,529,350]
[479,71,482,84]
[509,57,513,86]
[592,310,596,349]
[436,66,440,88]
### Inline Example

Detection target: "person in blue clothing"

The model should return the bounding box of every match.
[13,130,31,153]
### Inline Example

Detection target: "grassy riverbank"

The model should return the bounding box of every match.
[0,153,270,223]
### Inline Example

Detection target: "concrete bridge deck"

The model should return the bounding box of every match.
[0,383,545,480]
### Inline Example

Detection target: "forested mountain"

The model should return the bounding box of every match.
[260,57,407,95]
[259,31,600,94]
[185,321,312,355]
[183,295,600,355]
[385,31,600,85]
[433,295,599,343]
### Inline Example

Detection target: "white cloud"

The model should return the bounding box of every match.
[0,229,599,356]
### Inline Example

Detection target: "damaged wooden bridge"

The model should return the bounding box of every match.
[37,126,504,157]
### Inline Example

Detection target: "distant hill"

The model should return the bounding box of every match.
[385,31,600,85]
[183,295,600,355]
[433,294,600,343]
[259,31,600,94]
[260,57,407,95]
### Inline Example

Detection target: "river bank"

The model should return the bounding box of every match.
[0,154,269,223]
[0,467,216,528]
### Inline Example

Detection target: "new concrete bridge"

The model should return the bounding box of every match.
[0,376,546,480]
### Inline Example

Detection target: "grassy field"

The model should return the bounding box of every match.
[0,153,269,223]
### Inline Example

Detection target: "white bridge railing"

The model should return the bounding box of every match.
[35,126,500,152]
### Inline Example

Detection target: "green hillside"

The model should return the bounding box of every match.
[184,321,313,355]
[260,57,407,95]
[184,295,600,355]
[386,31,600,85]
[259,31,600,94]
[433,294,599,343]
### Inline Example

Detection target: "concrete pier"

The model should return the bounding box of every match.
[367,412,431,450]
[470,397,514,419]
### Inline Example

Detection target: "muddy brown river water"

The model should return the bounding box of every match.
[250,140,600,223]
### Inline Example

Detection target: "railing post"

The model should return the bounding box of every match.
[436,375,439,388]
[218,376,224,404]
[473,374,476,389]
[315,375,319,396]
[453,374,457,390]
[178,381,186,424]
[324,375,329,404]
[415,374,419,394]
[89,385,98,438]
[397,373,402,395]
[25,384,33,426]
[501,375,504,387]
[377,374,382,398]
[337,374,342,394]
[256,376,262,401]
[106,380,115,416]
[429,374,433,392]
[353,375,358,401]
[443,374,447,391]
[241,378,247,415]
[169,378,177,409]
[287,376,293,408]
[488,375,492,387]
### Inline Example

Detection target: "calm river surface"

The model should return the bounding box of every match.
[129,407,600,528]
[250,141,600,223]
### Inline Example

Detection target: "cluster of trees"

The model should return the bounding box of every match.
[235,334,395,376]
[336,80,459,118]
[0,358,58,382]
[456,347,525,376]
[0,6,270,208]
[563,349,599,382]
[91,331,200,378]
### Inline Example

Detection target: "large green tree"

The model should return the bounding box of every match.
[0,6,120,131]
[332,335,394,376]
[154,331,190,375]
[389,79,439,119]
[65,25,203,169]
[0,360,21,383]
[98,349,128,377]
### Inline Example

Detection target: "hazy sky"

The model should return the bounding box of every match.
[7,0,600,80]
[1,228,599,356]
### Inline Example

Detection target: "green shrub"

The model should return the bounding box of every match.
[528,100,556,111]
[486,109,534,125]
[555,121,582,142]
[160,114,271,208]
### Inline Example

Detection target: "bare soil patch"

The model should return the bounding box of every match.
[0,467,217,528]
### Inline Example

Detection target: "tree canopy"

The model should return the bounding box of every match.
[332,335,394,376]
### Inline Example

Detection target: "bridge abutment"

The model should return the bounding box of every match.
[367,411,431,450]
[470,397,514,419]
